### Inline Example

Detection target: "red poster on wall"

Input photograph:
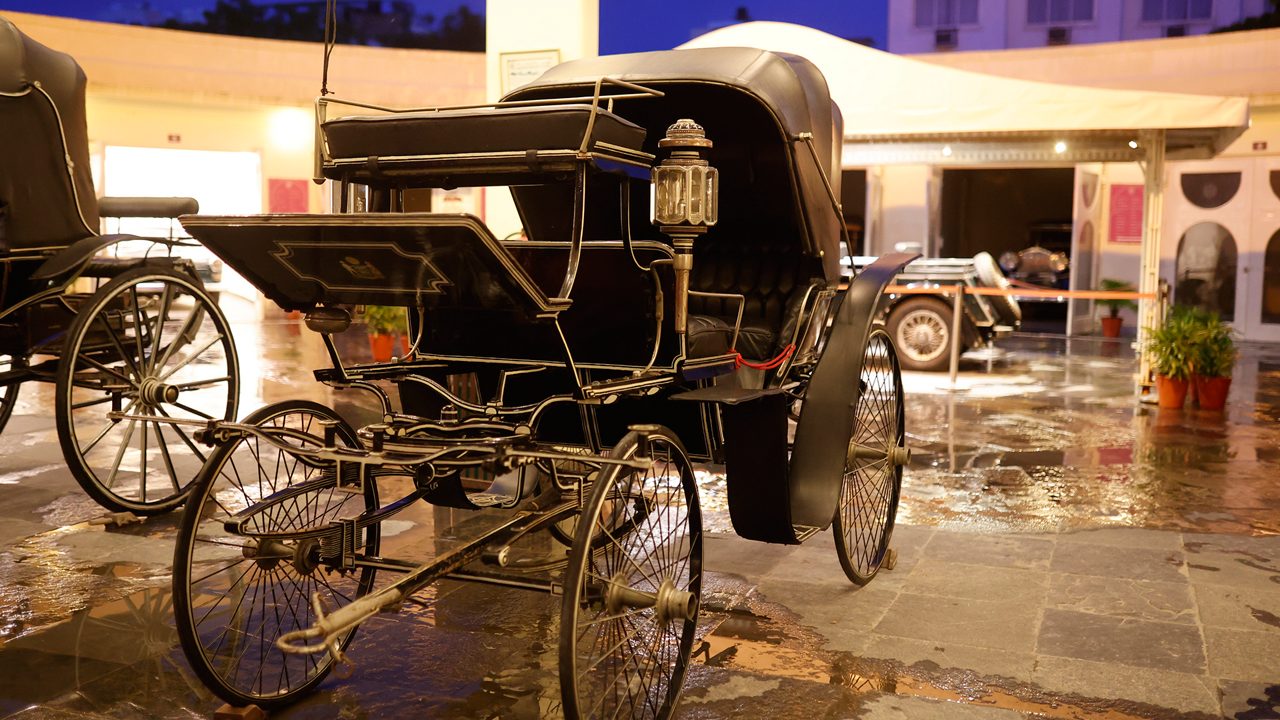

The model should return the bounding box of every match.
[268,178,309,213]
[1108,184,1144,244]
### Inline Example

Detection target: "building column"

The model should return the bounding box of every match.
[483,0,599,239]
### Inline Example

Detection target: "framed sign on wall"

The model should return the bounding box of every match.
[501,49,561,95]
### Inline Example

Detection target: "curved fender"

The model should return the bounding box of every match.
[30,234,151,286]
[721,252,918,544]
[789,252,919,529]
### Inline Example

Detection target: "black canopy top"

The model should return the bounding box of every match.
[507,47,844,283]
[0,15,97,251]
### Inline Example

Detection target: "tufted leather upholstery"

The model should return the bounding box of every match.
[686,233,824,360]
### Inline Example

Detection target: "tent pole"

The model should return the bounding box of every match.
[1136,129,1166,399]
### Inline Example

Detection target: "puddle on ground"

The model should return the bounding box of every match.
[689,588,1224,720]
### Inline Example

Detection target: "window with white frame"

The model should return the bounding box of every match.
[1027,0,1094,24]
[915,0,979,27]
[1142,0,1213,22]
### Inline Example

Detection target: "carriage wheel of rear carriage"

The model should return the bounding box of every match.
[173,400,379,709]
[0,354,23,435]
[886,296,953,372]
[560,426,702,720]
[54,266,239,515]
[834,329,906,586]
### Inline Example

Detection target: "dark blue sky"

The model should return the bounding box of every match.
[0,1,887,50]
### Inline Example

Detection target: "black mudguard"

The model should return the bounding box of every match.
[722,252,918,544]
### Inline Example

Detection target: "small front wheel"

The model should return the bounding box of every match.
[834,329,906,585]
[173,401,379,709]
[560,426,702,720]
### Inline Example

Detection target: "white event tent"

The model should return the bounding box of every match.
[682,21,1251,391]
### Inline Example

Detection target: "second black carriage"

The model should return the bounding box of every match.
[171,46,914,717]
[0,17,240,515]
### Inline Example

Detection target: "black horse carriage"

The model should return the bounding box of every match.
[171,46,915,717]
[0,18,239,514]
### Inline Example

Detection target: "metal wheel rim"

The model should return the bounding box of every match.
[895,307,948,363]
[0,354,21,433]
[57,270,239,512]
[174,403,377,707]
[836,330,904,582]
[561,430,702,720]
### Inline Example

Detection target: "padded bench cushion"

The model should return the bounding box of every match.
[323,104,647,160]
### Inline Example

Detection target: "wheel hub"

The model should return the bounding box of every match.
[603,574,698,624]
[244,538,290,570]
[139,376,179,406]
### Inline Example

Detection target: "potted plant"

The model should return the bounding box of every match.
[362,305,408,362]
[1145,307,1196,409]
[1189,311,1236,411]
[1096,278,1138,338]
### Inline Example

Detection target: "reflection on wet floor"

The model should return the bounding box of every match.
[1,323,1279,719]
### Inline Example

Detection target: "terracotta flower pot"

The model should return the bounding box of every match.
[1155,374,1188,410]
[1100,316,1123,338]
[1194,374,1231,411]
[368,333,395,362]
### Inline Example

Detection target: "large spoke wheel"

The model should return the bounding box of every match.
[0,354,22,435]
[173,401,379,709]
[834,329,906,585]
[55,266,239,514]
[560,426,702,720]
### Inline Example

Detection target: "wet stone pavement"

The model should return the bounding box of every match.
[1,322,1279,719]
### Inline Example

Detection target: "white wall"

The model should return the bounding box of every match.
[483,0,599,239]
[889,0,1263,53]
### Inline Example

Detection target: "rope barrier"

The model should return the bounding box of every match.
[883,284,1155,301]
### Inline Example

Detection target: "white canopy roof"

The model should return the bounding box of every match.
[681,22,1249,165]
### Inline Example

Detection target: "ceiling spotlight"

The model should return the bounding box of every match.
[1054,141,1067,154]
[1128,140,1139,149]
[942,145,953,157]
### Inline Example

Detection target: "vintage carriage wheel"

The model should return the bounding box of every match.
[55,266,239,515]
[173,401,379,709]
[0,354,22,434]
[560,426,702,720]
[834,329,906,585]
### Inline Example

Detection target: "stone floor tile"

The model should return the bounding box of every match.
[853,693,1030,719]
[873,592,1038,653]
[1050,542,1188,584]
[1194,584,1280,634]
[1183,533,1280,559]
[922,530,1055,571]
[1036,608,1206,674]
[1047,573,1196,624]
[1217,679,1280,719]
[902,558,1048,604]
[1204,626,1280,683]
[1184,549,1280,592]
[860,633,1035,682]
[1030,655,1220,716]
[1056,527,1185,551]
[753,579,898,653]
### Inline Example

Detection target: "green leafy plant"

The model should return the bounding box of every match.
[1145,306,1198,381]
[361,305,407,335]
[1188,310,1237,378]
[1096,278,1138,319]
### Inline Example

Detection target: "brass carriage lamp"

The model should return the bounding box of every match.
[652,118,718,338]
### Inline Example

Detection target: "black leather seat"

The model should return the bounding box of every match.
[685,234,825,361]
[323,104,647,160]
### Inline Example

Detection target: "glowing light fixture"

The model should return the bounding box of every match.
[1053,141,1068,154]
[1128,140,1139,149]
[942,145,953,157]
